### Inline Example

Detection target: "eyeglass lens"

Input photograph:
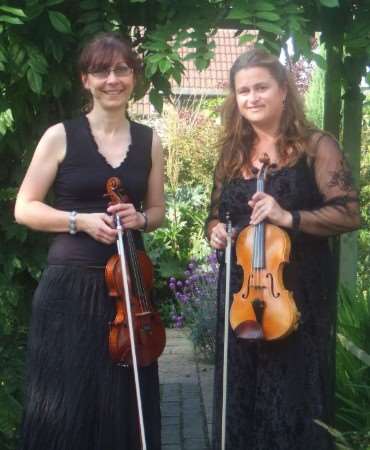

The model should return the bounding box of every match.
[89,65,133,78]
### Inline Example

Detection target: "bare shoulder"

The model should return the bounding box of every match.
[151,129,163,157]
[36,122,66,163]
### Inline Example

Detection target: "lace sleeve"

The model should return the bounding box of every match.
[205,170,223,239]
[299,134,361,236]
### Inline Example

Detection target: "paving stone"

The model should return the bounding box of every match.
[159,328,211,450]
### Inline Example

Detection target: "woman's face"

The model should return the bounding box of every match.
[81,55,135,112]
[234,66,286,130]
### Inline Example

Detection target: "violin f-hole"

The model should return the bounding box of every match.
[266,272,280,298]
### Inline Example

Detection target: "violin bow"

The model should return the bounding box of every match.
[221,213,232,450]
[114,213,147,450]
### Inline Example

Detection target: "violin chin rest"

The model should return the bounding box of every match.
[234,321,264,340]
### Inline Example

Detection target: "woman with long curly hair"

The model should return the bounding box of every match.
[207,48,360,450]
[15,32,164,450]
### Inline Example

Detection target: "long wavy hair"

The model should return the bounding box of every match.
[215,48,316,184]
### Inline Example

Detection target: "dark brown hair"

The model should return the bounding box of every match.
[78,32,142,111]
[216,48,316,183]
[78,32,141,76]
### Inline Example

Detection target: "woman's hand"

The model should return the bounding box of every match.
[106,203,146,230]
[209,222,228,250]
[248,192,292,227]
[77,212,117,245]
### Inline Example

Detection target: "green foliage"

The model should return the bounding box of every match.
[304,47,325,128]
[145,185,211,280]
[336,288,370,436]
[168,255,218,362]
[358,98,370,294]
[318,287,370,450]
[161,98,221,190]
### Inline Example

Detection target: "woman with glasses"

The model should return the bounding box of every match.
[206,49,360,450]
[15,32,165,450]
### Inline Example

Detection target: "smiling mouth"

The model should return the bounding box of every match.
[103,90,124,95]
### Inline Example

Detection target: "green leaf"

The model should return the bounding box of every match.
[46,0,64,5]
[0,15,23,24]
[338,333,370,366]
[79,0,99,10]
[239,33,256,44]
[227,6,249,20]
[26,67,43,94]
[256,21,283,34]
[255,11,280,21]
[27,47,48,74]
[0,6,26,17]
[145,62,158,78]
[149,89,163,113]
[47,39,64,63]
[159,58,172,74]
[311,52,327,70]
[255,1,276,11]
[172,68,182,86]
[195,57,209,71]
[319,0,339,7]
[130,0,147,2]
[48,10,72,34]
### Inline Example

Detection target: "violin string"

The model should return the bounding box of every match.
[127,231,146,308]
[124,230,143,309]
[126,230,149,311]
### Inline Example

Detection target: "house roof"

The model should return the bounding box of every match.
[130,29,253,116]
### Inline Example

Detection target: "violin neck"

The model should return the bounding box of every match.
[253,177,265,270]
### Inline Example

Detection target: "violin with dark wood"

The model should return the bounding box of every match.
[104,177,166,366]
[229,155,300,340]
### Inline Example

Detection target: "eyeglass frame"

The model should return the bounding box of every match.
[87,64,134,79]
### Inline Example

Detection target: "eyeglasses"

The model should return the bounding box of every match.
[88,65,133,79]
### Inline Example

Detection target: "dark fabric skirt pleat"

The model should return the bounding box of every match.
[19,265,161,450]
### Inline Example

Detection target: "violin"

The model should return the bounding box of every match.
[104,177,166,366]
[229,155,300,340]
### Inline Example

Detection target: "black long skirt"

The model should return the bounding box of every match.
[19,265,161,450]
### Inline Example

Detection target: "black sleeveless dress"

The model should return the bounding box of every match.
[19,116,161,450]
[208,137,359,450]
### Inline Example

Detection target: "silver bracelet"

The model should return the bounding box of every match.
[68,211,77,235]
[138,211,148,232]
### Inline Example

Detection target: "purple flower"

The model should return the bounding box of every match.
[169,277,176,283]
[169,282,176,291]
[176,280,183,288]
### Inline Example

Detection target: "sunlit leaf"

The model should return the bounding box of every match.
[0,6,26,17]
[0,15,23,25]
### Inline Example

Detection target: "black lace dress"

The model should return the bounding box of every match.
[209,135,359,450]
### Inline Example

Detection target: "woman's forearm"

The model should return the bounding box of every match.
[15,199,70,233]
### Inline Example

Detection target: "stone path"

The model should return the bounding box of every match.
[158,328,214,450]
